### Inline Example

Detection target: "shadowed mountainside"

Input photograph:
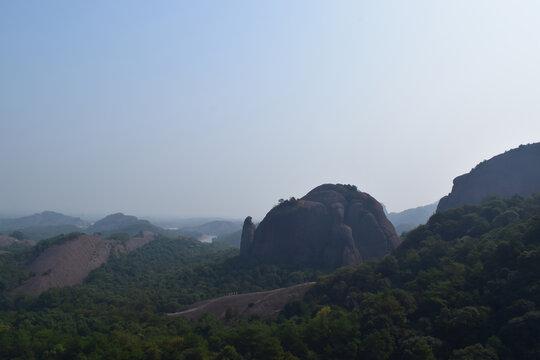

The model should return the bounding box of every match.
[438,142,540,212]
[241,184,401,270]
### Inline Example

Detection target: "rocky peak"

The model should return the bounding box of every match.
[437,143,540,212]
[240,216,256,255]
[241,184,401,270]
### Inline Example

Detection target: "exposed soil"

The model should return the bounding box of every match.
[12,232,154,296]
[169,282,315,320]
[0,235,35,247]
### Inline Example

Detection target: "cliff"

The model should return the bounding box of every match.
[241,184,401,270]
[438,143,540,212]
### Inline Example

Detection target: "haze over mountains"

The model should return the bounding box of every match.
[3,0,540,357]
[0,211,89,231]
[387,202,438,235]
[1,142,540,359]
[3,142,539,245]
[0,211,243,244]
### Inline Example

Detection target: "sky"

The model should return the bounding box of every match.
[1,1,540,220]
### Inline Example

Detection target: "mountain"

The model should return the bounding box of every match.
[88,213,160,236]
[241,184,401,269]
[12,231,154,295]
[387,201,438,234]
[438,142,540,212]
[0,211,89,231]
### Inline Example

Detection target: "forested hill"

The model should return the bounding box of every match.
[295,193,540,359]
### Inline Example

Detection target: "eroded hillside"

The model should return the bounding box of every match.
[12,232,154,295]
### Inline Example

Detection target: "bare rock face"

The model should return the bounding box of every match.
[240,216,256,255]
[13,232,155,296]
[241,184,401,270]
[438,143,540,212]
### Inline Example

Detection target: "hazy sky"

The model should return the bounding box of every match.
[1,1,539,219]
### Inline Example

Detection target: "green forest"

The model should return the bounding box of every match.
[1,194,540,359]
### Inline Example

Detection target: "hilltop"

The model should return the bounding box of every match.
[241,184,400,269]
[0,211,89,230]
[438,142,540,212]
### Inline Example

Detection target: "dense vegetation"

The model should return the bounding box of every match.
[0,194,539,359]
[0,234,319,359]
[86,236,319,312]
[6,225,84,242]
[213,229,242,248]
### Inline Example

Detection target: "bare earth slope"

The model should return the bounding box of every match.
[169,282,315,320]
[0,234,35,247]
[13,232,154,296]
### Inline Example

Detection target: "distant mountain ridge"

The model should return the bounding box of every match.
[387,202,438,234]
[438,142,540,212]
[88,213,160,236]
[0,211,89,230]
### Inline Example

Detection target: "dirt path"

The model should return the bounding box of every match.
[169,282,315,320]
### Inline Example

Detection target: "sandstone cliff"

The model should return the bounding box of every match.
[240,216,256,255]
[438,143,540,212]
[241,184,401,270]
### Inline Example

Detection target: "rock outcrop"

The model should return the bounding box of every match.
[241,184,401,270]
[437,143,540,212]
[240,216,256,255]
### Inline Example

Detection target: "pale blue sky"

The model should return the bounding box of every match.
[1,1,539,219]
